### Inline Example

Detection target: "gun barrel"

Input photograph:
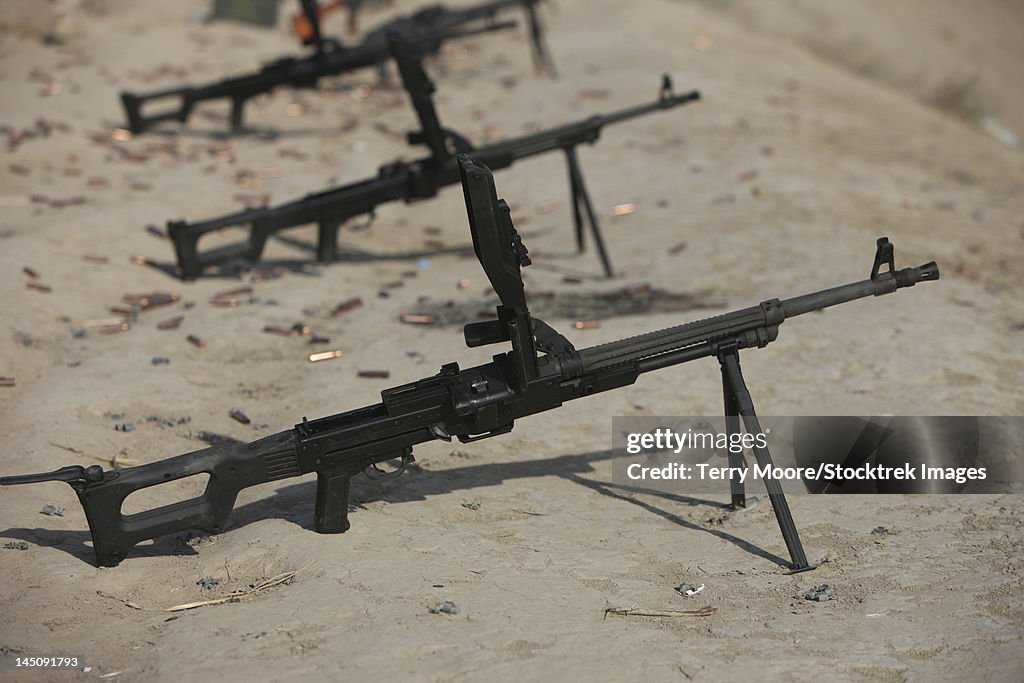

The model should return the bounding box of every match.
[476,88,701,167]
[578,259,939,375]
[578,303,770,374]
[416,0,541,29]
[781,261,938,317]
[596,89,701,129]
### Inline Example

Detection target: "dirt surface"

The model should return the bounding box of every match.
[1,1,1023,681]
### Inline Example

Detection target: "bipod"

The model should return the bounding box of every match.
[719,341,815,573]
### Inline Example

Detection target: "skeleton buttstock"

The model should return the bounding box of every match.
[79,456,247,567]
[2,430,298,566]
[120,88,196,134]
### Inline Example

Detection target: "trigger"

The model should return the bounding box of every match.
[363,449,415,481]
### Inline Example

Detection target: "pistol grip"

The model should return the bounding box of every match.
[315,466,356,533]
[230,96,245,131]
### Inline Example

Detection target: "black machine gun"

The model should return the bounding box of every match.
[120,0,552,134]
[167,35,700,279]
[1,156,939,568]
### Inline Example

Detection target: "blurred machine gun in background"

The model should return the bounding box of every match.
[121,0,552,133]
[167,34,699,278]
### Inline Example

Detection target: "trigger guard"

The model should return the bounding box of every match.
[363,452,413,481]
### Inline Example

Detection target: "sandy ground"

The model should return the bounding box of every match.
[1,0,1023,681]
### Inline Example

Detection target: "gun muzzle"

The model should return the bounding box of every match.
[895,261,940,288]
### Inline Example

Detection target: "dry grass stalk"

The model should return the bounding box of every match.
[164,561,314,612]
[604,605,716,619]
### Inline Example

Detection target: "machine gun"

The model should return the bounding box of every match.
[121,0,551,134]
[167,35,700,279]
[0,157,939,568]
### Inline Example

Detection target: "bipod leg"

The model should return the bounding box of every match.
[230,97,245,133]
[719,346,813,572]
[566,148,585,254]
[722,363,747,509]
[525,2,555,76]
[375,61,391,87]
[565,146,614,278]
